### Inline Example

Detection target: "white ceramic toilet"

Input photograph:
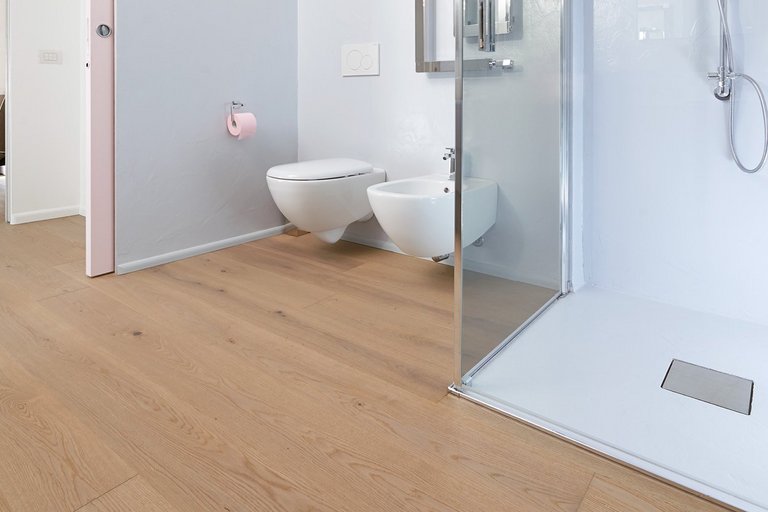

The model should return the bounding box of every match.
[266,159,385,243]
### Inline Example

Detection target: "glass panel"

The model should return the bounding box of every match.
[459,0,564,380]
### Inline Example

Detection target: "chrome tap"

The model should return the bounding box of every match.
[443,147,456,180]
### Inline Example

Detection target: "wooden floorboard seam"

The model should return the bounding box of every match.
[72,475,141,512]
[575,472,598,511]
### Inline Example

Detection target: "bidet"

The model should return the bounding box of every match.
[367,175,497,258]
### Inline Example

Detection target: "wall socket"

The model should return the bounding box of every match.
[39,50,63,65]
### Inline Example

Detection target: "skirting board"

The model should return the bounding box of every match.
[116,223,294,275]
[10,205,82,225]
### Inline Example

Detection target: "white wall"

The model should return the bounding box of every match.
[0,0,7,94]
[298,0,563,290]
[297,0,455,251]
[586,0,768,324]
[114,0,297,272]
[79,0,86,215]
[7,0,82,223]
[570,1,592,290]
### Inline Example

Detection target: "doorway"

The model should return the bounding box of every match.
[3,0,114,277]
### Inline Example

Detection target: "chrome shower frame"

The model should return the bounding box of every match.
[709,0,731,100]
[450,0,573,388]
[451,0,574,387]
[449,1,764,509]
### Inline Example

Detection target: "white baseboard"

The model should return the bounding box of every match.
[116,223,294,275]
[10,205,81,225]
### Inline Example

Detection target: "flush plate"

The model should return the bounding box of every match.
[341,43,380,77]
[662,359,754,415]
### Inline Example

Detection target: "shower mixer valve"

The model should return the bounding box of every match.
[707,69,732,101]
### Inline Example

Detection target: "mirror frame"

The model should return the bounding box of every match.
[415,0,455,73]
[416,0,520,73]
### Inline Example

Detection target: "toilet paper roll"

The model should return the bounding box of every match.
[227,112,258,141]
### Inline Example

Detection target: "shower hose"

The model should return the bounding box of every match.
[716,0,768,173]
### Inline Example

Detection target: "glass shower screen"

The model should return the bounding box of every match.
[455,0,568,384]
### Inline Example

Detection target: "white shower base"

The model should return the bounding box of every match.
[464,286,768,512]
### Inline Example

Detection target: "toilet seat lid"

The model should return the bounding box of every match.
[267,158,374,181]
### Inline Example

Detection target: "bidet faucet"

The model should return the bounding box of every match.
[443,147,456,180]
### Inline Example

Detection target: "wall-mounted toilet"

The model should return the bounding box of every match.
[266,159,385,243]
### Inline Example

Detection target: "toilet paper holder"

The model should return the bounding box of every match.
[230,101,244,127]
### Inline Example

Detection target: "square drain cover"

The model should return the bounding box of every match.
[662,359,753,415]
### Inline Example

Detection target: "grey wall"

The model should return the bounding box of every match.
[115,0,297,272]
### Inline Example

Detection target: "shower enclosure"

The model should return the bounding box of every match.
[448,1,768,510]
[451,0,571,387]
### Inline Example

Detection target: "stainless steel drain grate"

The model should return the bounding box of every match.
[662,359,754,415]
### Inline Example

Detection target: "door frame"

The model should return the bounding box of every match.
[85,0,115,277]
[4,0,12,224]
[3,0,115,277]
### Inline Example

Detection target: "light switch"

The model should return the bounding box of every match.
[341,43,380,77]
[39,50,63,65]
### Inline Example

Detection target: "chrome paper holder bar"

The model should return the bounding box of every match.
[230,101,244,127]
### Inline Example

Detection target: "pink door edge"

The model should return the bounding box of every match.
[85,0,115,277]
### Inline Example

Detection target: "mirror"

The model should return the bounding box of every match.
[464,0,521,39]
[415,0,523,73]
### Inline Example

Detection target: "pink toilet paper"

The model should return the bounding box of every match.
[227,112,258,140]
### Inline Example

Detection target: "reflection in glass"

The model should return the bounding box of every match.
[638,1,669,40]
[459,1,563,380]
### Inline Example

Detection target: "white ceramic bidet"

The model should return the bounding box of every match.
[367,174,498,258]
[267,159,385,243]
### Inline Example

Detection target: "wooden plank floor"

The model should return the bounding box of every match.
[0,201,733,511]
